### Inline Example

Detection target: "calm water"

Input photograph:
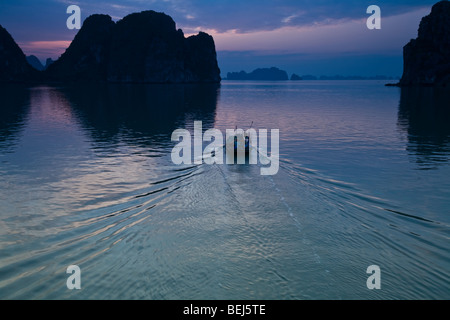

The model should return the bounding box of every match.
[0,81,449,299]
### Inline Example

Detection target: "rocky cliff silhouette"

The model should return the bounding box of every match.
[399,1,450,86]
[0,25,40,82]
[1,11,221,83]
[46,14,115,81]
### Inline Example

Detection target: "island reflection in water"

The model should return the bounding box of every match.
[0,85,31,152]
[60,83,220,147]
[398,86,450,169]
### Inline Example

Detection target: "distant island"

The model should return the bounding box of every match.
[26,55,54,71]
[317,75,399,80]
[224,68,398,81]
[391,0,450,87]
[0,10,221,83]
[226,67,289,80]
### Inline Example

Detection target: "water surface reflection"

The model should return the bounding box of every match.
[398,87,450,169]
[61,83,220,148]
[0,85,31,152]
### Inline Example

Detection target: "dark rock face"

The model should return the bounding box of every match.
[107,11,184,82]
[0,25,39,82]
[290,73,302,81]
[184,32,221,83]
[399,1,450,86]
[46,11,220,83]
[227,67,289,80]
[46,14,115,81]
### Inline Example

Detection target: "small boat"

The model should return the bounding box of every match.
[225,129,251,156]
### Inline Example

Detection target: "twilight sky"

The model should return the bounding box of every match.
[0,0,439,77]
